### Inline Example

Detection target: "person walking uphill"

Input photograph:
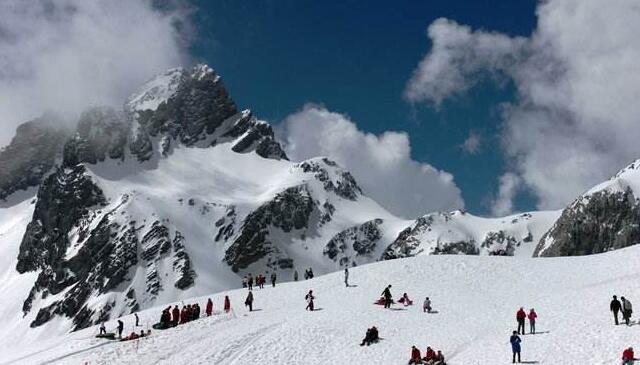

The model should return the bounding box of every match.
[516,307,526,334]
[245,291,254,312]
[306,290,315,311]
[611,295,622,325]
[622,297,633,326]
[382,285,393,309]
[344,267,349,287]
[528,308,537,334]
[510,331,522,363]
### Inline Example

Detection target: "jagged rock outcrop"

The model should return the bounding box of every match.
[534,187,640,257]
[224,185,315,272]
[0,117,70,200]
[324,219,384,266]
[63,107,129,166]
[297,158,361,200]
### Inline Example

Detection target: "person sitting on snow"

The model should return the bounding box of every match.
[399,293,413,306]
[359,326,379,346]
[423,346,436,363]
[409,345,422,364]
[434,350,446,365]
[623,347,637,365]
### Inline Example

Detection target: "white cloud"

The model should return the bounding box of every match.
[405,0,640,211]
[0,0,191,146]
[461,131,482,155]
[278,104,464,218]
[491,173,521,217]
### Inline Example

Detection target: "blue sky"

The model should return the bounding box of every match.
[190,1,538,215]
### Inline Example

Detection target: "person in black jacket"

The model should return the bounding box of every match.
[381,285,393,309]
[611,295,622,325]
[359,326,379,346]
[117,320,124,339]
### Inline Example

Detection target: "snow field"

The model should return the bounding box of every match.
[5,244,640,364]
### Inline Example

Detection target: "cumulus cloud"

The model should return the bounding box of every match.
[278,105,464,218]
[490,173,521,217]
[0,0,191,147]
[461,131,482,155]
[405,0,640,211]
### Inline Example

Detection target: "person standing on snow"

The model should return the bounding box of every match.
[271,272,277,287]
[99,322,106,335]
[622,297,633,326]
[206,298,213,316]
[247,274,254,290]
[117,320,124,339]
[224,295,231,313]
[423,297,432,313]
[306,290,315,311]
[528,308,537,334]
[622,347,637,365]
[381,285,393,309]
[294,270,299,281]
[245,291,254,312]
[510,330,522,363]
[516,307,527,334]
[344,267,349,287]
[135,313,139,327]
[172,305,180,326]
[611,295,622,325]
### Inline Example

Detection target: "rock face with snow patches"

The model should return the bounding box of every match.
[0,117,70,200]
[534,160,640,257]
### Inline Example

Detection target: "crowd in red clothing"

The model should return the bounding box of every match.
[157,296,232,329]
[409,345,446,365]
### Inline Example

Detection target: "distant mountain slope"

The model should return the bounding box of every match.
[535,159,640,257]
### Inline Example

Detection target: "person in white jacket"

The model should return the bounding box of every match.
[622,297,633,326]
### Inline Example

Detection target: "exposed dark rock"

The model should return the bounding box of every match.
[173,231,196,289]
[297,158,362,200]
[62,107,129,167]
[534,187,640,257]
[0,117,70,200]
[324,219,384,266]
[224,185,315,272]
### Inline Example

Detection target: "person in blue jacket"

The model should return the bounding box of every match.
[510,330,521,363]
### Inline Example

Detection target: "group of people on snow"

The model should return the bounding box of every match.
[516,307,537,335]
[156,296,231,329]
[359,326,379,346]
[304,268,315,280]
[611,295,633,326]
[242,272,278,290]
[409,345,446,364]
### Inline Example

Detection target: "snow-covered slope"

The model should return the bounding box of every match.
[4,246,640,365]
[382,210,560,258]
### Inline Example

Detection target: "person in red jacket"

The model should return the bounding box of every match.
[409,345,422,364]
[206,298,213,316]
[172,305,180,327]
[516,307,527,335]
[423,346,436,362]
[528,308,537,334]
[622,347,636,365]
[224,295,231,313]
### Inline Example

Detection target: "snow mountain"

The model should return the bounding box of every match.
[1,64,640,348]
